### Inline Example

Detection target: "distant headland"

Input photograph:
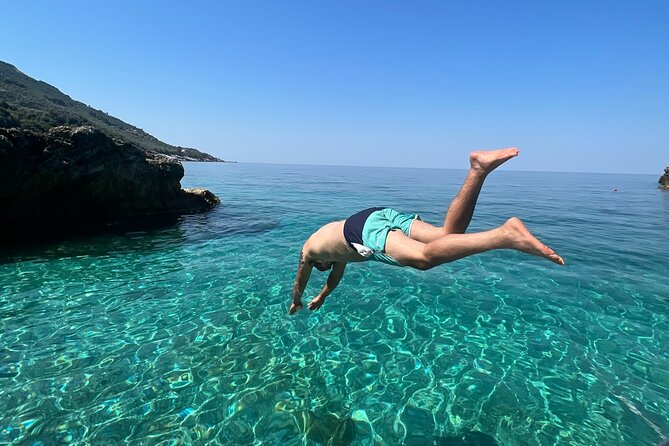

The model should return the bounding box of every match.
[660,166,669,190]
[0,60,222,162]
[0,61,221,245]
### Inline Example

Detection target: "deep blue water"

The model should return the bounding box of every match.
[1,162,668,445]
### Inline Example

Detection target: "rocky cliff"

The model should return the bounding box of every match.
[660,166,669,190]
[0,126,219,243]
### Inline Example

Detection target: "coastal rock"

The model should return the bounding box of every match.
[660,166,669,190]
[0,125,220,242]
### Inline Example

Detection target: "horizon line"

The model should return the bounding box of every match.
[189,160,663,176]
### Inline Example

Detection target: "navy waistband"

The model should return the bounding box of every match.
[343,207,383,248]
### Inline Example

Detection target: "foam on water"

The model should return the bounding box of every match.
[1,163,668,445]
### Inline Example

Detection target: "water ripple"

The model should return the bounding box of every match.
[0,164,667,445]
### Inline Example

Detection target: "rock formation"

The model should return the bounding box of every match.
[0,126,219,243]
[660,166,669,190]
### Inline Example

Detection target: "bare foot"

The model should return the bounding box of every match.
[470,147,519,175]
[308,296,326,311]
[502,217,565,265]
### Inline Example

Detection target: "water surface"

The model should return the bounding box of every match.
[1,163,668,445]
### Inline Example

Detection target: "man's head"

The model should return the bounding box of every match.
[313,261,333,271]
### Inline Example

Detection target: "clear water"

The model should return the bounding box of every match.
[1,162,668,446]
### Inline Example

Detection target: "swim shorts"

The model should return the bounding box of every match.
[343,207,421,266]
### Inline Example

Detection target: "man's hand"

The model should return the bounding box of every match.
[308,295,326,311]
[289,300,303,315]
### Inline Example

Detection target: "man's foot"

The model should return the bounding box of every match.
[502,217,565,265]
[308,296,326,311]
[470,148,519,175]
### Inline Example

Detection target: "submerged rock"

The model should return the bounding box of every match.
[660,166,669,190]
[0,125,219,243]
[293,411,356,446]
[435,429,500,446]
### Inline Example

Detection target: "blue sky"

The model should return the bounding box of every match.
[1,1,667,173]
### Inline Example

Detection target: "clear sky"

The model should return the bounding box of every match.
[1,1,667,173]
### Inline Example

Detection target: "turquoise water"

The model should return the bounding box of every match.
[1,162,668,446]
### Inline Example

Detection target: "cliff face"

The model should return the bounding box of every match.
[660,166,669,190]
[0,126,219,242]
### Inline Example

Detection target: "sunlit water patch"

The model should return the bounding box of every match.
[1,163,668,445]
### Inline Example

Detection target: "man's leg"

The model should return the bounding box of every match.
[386,217,564,269]
[410,148,519,242]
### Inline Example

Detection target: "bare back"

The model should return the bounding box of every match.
[304,221,366,263]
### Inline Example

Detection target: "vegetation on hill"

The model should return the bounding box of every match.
[0,61,222,161]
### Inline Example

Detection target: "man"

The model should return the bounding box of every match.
[289,148,564,315]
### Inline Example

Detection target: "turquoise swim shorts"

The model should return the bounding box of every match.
[361,208,421,266]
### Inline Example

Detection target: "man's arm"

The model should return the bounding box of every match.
[290,249,313,314]
[307,262,346,311]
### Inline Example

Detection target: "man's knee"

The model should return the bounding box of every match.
[415,246,451,270]
[408,253,436,271]
[413,260,434,271]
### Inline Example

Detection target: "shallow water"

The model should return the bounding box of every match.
[1,162,668,445]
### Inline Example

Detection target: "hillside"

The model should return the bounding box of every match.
[0,61,222,161]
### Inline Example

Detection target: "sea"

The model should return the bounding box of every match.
[1,162,668,446]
